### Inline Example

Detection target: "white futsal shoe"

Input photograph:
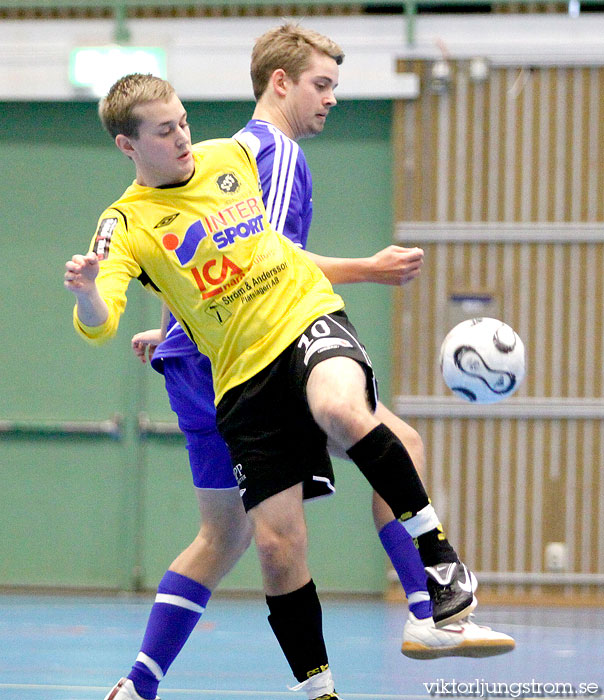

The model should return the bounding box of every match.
[103,678,159,700]
[401,612,515,659]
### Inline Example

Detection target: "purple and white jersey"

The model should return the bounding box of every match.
[153,119,314,362]
[234,119,313,248]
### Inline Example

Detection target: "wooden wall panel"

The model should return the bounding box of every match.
[391,60,604,602]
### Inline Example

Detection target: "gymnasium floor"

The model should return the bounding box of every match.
[1,594,603,700]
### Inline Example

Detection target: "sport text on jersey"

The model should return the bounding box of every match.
[161,196,264,265]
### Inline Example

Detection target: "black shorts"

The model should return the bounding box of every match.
[216,310,378,511]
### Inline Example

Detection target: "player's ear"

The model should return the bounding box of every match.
[271,68,289,97]
[115,133,136,159]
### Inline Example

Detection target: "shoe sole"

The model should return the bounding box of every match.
[433,595,477,628]
[402,638,515,660]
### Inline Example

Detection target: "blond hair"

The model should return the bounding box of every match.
[99,73,175,138]
[250,23,344,100]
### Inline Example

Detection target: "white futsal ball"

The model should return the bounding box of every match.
[439,317,525,404]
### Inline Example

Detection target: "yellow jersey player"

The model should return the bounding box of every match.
[77,134,343,404]
[65,73,491,700]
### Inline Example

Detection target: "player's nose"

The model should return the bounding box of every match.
[175,126,189,146]
[325,90,337,107]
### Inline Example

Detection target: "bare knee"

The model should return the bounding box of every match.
[254,518,307,581]
[374,403,425,477]
[168,506,253,590]
[307,358,378,449]
[315,394,371,441]
[197,515,253,560]
[400,426,425,475]
[251,486,310,595]
[196,490,253,559]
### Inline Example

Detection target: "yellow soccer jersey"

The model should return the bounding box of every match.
[74,138,344,403]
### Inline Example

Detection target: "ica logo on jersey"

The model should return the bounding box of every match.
[191,256,244,300]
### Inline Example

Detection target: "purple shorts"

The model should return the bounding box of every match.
[161,353,236,489]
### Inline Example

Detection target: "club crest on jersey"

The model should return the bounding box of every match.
[93,217,117,260]
[217,173,240,194]
[154,213,180,228]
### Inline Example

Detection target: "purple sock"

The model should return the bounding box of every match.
[379,519,432,620]
[128,570,212,700]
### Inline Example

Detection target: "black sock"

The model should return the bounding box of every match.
[416,529,458,567]
[266,579,329,683]
[346,423,429,519]
[347,423,458,566]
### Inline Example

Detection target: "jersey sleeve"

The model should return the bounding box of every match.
[72,209,141,345]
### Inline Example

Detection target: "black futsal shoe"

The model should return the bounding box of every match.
[426,561,478,627]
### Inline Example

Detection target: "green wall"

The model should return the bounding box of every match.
[0,99,394,593]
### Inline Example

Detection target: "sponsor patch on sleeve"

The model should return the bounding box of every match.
[93,217,118,260]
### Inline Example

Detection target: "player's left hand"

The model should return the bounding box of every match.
[367,245,424,285]
[131,329,163,364]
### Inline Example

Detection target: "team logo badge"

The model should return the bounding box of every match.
[217,173,240,194]
[154,213,180,228]
[93,217,117,260]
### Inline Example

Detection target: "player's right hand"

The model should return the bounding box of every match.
[368,245,424,286]
[64,252,100,293]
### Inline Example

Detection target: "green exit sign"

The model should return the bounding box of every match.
[69,46,167,97]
